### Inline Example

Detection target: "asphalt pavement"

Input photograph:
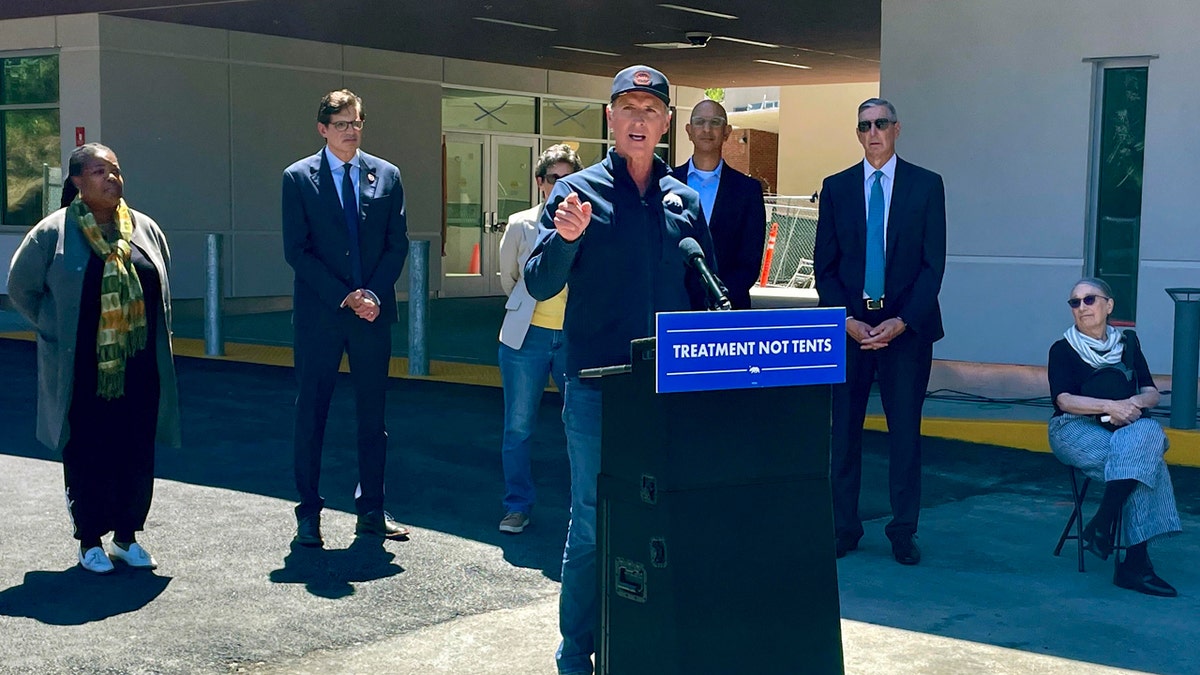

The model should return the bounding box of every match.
[1,331,1198,674]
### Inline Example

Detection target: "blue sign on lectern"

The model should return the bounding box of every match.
[655,307,846,394]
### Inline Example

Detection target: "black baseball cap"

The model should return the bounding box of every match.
[610,65,670,106]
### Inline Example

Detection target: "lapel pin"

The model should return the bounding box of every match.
[367,172,376,184]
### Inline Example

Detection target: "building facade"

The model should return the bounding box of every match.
[882,0,1200,376]
[0,13,707,302]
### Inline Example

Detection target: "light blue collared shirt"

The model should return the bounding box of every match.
[325,146,362,209]
[686,158,724,223]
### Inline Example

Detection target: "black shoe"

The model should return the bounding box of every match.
[1114,562,1177,597]
[891,535,921,565]
[294,513,323,548]
[835,537,859,559]
[355,510,411,539]
[1082,520,1114,561]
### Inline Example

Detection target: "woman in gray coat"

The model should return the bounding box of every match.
[7,143,180,574]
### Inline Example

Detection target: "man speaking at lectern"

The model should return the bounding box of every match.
[813,98,946,567]
[524,65,717,675]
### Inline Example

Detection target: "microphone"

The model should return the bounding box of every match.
[678,237,732,311]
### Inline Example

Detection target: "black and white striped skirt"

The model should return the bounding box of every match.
[1048,414,1181,546]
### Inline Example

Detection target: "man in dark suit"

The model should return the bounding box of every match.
[672,99,766,309]
[813,98,946,566]
[282,89,410,547]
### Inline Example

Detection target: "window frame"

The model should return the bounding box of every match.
[0,48,60,231]
[440,85,676,163]
[1082,55,1156,325]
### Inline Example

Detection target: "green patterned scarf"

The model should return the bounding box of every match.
[72,196,147,399]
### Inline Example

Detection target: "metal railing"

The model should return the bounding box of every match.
[759,195,819,289]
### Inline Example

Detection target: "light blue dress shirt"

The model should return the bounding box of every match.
[325,146,362,209]
[686,158,724,223]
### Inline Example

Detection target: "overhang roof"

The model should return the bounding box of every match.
[1,1,880,87]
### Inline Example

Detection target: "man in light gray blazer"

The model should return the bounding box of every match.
[495,144,582,534]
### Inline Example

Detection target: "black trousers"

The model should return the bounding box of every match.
[62,379,159,545]
[293,308,392,518]
[830,315,933,543]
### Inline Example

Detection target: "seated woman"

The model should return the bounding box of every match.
[1047,277,1181,597]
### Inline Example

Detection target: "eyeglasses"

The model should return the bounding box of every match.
[856,118,895,133]
[1067,294,1109,309]
[689,117,727,129]
[542,173,568,184]
[328,120,364,132]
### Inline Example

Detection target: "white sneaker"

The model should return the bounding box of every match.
[110,542,158,569]
[78,546,114,574]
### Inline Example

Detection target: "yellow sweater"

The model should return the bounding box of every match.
[530,287,568,330]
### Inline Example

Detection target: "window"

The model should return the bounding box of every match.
[540,97,610,167]
[1086,60,1150,324]
[442,89,536,134]
[540,98,605,139]
[0,54,59,226]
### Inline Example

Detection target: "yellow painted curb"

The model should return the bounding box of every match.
[4,330,1193,465]
[865,415,1200,468]
[0,331,517,390]
[168,336,516,389]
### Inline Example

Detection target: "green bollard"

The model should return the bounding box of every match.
[1166,288,1200,430]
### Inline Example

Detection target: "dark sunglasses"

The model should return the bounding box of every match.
[543,172,568,184]
[856,118,895,133]
[1067,294,1109,309]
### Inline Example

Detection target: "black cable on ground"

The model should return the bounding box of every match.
[922,388,1198,424]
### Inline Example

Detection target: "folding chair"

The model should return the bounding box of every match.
[788,258,814,289]
[1053,465,1124,572]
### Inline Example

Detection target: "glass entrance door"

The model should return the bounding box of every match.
[442,133,537,297]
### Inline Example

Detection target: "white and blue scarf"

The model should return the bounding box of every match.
[1064,325,1123,368]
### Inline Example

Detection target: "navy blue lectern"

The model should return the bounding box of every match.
[590,307,846,675]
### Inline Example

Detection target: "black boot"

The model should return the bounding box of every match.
[1082,479,1136,560]
[1114,543,1177,597]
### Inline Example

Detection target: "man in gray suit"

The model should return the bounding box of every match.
[495,144,582,534]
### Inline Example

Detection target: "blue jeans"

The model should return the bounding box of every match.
[499,325,567,515]
[556,376,602,675]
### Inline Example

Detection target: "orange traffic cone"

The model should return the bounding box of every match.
[758,222,779,287]
[467,242,481,275]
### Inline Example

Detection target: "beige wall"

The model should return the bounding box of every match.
[884,0,1200,373]
[776,82,879,196]
[672,86,708,167]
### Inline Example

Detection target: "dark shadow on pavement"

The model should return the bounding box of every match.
[6,336,1198,673]
[269,536,403,599]
[0,338,572,585]
[0,567,171,625]
[171,297,508,366]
